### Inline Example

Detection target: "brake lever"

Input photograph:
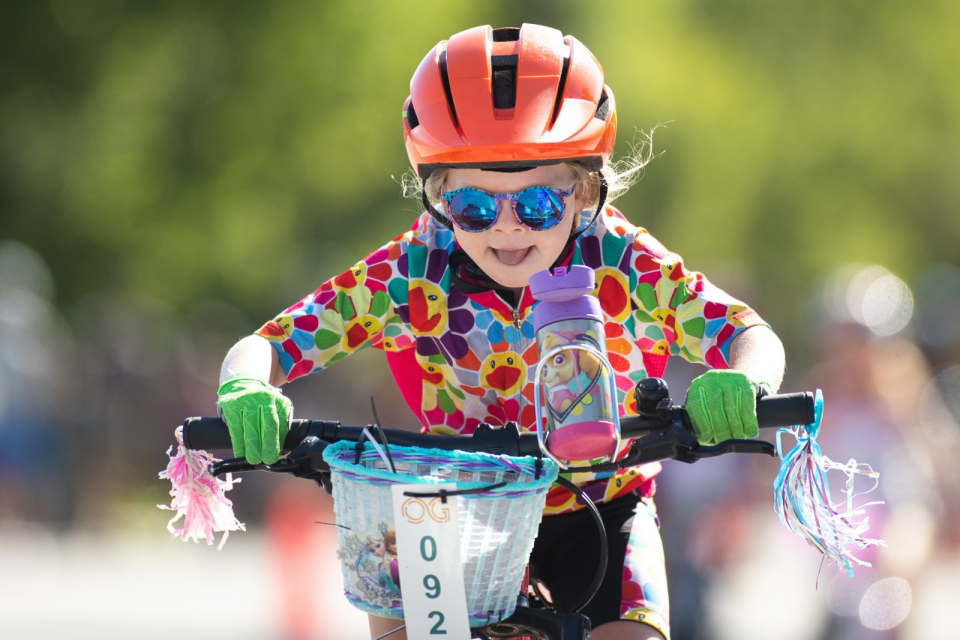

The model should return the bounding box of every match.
[212,458,305,477]
[210,436,334,479]
[586,419,699,474]
[683,439,776,460]
[286,435,333,473]
[211,458,266,476]
[284,435,335,492]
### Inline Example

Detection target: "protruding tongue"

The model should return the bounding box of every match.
[494,248,529,266]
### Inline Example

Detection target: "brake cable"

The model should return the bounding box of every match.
[553,476,607,614]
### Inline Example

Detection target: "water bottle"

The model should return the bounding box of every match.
[530,266,620,465]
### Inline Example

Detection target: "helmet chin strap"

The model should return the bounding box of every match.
[422,181,453,230]
[552,172,607,269]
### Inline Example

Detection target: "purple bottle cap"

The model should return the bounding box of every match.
[530,266,603,332]
[529,265,595,301]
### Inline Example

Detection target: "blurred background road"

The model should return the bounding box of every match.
[0,526,369,639]
[2,1,959,638]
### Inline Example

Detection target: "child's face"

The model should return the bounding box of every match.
[444,165,581,289]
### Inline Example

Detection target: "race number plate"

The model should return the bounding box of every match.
[391,483,470,639]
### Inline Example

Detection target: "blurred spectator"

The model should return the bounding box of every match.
[265,479,330,640]
[795,264,956,638]
[0,240,73,524]
[654,257,766,640]
[803,323,932,639]
[660,263,960,640]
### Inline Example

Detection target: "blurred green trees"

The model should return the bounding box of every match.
[2,0,958,356]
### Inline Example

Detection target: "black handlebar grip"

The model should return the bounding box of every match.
[182,417,233,451]
[756,392,815,429]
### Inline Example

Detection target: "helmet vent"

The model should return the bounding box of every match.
[406,102,419,129]
[438,46,461,131]
[492,27,520,42]
[594,90,610,121]
[549,39,572,127]
[491,54,518,110]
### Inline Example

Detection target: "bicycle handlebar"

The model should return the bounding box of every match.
[174,384,814,638]
[183,391,815,458]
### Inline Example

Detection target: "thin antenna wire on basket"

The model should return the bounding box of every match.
[373,624,406,640]
[370,397,397,473]
[361,427,395,473]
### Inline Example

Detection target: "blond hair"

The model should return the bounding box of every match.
[402,127,660,218]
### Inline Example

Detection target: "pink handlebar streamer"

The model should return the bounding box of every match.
[158,426,245,550]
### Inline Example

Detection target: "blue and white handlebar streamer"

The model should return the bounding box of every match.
[772,390,887,576]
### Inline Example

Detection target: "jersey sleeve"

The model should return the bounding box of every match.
[630,230,768,370]
[254,239,411,382]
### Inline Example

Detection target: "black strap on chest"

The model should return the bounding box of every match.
[449,249,520,307]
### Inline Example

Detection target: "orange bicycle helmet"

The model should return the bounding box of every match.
[402,24,617,180]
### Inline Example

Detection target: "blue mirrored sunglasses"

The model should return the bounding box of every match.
[440,182,578,232]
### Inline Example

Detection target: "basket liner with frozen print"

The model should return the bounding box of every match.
[323,440,559,626]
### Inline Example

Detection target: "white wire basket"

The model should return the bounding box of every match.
[323,441,559,626]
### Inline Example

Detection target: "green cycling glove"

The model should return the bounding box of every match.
[684,369,770,445]
[217,375,293,465]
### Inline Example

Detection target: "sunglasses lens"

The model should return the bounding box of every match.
[448,190,498,232]
[514,187,565,230]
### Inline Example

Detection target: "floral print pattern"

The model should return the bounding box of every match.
[620,498,671,639]
[257,207,766,515]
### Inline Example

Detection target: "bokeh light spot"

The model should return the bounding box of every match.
[859,577,911,630]
[0,240,54,301]
[844,266,913,336]
[824,567,875,616]
[861,274,913,335]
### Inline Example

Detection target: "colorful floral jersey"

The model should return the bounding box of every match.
[256,207,766,515]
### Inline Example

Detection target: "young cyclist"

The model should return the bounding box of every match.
[217,24,785,640]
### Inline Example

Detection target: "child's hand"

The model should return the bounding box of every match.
[684,370,770,445]
[217,376,293,464]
